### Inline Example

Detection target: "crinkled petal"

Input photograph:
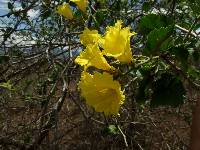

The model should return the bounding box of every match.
[79,71,125,115]
[80,28,103,46]
[75,44,112,71]
[103,20,135,63]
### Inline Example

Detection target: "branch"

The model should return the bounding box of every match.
[27,78,68,150]
[117,125,128,147]
[26,59,73,150]
[175,24,199,38]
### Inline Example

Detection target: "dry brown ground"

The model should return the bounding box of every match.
[0,79,194,150]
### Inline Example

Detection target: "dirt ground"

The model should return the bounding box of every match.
[0,80,194,150]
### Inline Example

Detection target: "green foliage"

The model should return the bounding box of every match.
[188,0,200,15]
[151,73,186,107]
[136,63,155,104]
[170,46,189,70]
[95,10,106,27]
[144,26,174,55]
[1,0,199,111]
[139,14,173,34]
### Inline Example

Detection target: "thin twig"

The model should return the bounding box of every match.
[117,125,128,147]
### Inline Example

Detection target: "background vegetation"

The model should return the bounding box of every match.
[0,0,200,149]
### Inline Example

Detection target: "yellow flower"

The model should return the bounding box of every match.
[103,20,136,63]
[57,3,73,19]
[80,28,103,46]
[75,44,112,71]
[70,0,88,12]
[79,71,125,116]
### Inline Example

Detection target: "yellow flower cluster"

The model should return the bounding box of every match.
[57,0,88,19]
[79,71,125,116]
[75,20,135,116]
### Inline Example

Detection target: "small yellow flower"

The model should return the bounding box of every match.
[103,20,136,63]
[80,28,103,46]
[75,44,112,71]
[70,0,88,12]
[57,3,73,19]
[79,71,125,116]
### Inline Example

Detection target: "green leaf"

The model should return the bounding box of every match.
[139,14,173,34]
[104,125,119,135]
[151,73,186,107]
[0,81,14,91]
[144,26,174,55]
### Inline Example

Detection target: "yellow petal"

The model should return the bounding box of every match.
[75,44,112,71]
[79,71,125,116]
[80,28,103,46]
[70,0,88,12]
[57,3,73,19]
[103,20,135,63]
